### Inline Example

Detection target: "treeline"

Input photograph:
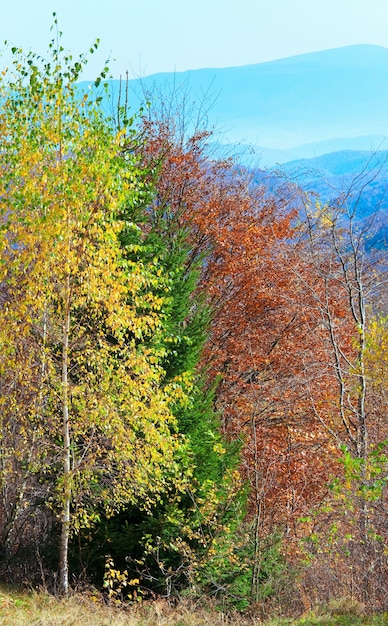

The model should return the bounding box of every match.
[0,34,387,615]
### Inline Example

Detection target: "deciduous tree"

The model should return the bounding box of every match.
[0,33,190,593]
[292,195,388,609]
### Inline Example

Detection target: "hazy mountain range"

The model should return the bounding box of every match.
[80,44,388,244]
[82,44,388,167]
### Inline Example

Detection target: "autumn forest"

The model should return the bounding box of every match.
[0,32,387,620]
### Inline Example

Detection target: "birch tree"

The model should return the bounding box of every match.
[0,32,190,593]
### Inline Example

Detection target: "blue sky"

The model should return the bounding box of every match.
[1,0,388,79]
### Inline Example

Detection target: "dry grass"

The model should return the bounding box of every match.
[0,586,387,626]
[0,588,136,625]
[0,587,249,626]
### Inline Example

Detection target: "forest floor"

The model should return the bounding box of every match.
[0,586,387,625]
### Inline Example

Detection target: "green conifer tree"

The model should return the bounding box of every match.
[74,184,247,604]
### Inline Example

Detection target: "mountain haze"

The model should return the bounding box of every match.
[84,44,388,165]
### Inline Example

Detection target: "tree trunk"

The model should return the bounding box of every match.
[58,277,71,596]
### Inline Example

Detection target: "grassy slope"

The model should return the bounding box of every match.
[0,587,387,626]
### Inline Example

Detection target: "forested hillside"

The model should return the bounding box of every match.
[254,149,388,251]
[278,149,388,219]
[0,33,387,620]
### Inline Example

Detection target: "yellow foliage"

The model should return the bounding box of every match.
[0,41,192,546]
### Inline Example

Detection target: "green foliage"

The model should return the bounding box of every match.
[333,444,388,503]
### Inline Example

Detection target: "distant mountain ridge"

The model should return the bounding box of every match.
[80,48,388,248]
[280,149,388,179]
[81,44,388,164]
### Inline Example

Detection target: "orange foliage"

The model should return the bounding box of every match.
[136,116,355,541]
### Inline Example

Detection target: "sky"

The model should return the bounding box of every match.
[1,0,388,80]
